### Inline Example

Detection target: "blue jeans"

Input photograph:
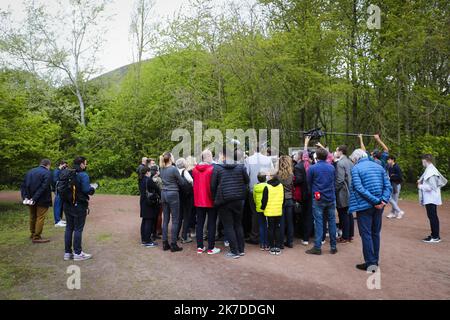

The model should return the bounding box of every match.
[53,193,63,223]
[312,200,337,250]
[196,207,217,250]
[64,205,87,255]
[161,190,180,244]
[356,207,383,266]
[280,199,294,245]
[257,213,268,247]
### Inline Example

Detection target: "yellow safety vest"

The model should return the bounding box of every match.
[253,183,267,213]
[264,184,284,217]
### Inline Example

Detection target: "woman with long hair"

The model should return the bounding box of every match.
[277,155,295,249]
[159,152,184,252]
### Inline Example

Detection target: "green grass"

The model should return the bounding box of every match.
[0,201,56,296]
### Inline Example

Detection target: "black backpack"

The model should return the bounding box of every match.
[179,169,193,199]
[145,189,160,206]
[57,169,78,205]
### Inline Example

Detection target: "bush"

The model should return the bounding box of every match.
[96,173,139,195]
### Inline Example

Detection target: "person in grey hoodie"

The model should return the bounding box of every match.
[159,152,184,252]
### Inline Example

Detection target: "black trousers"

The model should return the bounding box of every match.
[141,218,155,243]
[177,195,194,240]
[425,204,440,238]
[267,216,281,248]
[218,200,245,255]
[300,199,313,241]
[337,206,354,240]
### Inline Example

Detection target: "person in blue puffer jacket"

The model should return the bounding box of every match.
[349,149,392,272]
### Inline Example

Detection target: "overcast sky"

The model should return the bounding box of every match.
[0,0,198,74]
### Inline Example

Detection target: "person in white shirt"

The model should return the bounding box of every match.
[244,146,274,244]
[418,154,447,243]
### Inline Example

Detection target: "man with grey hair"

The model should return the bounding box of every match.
[245,145,274,245]
[349,149,392,272]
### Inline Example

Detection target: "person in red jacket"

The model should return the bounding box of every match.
[192,149,221,255]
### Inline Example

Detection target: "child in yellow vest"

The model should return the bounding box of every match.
[260,171,284,255]
[253,172,269,251]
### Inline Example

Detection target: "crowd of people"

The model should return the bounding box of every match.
[135,134,447,270]
[18,133,447,270]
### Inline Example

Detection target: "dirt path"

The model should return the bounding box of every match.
[1,191,449,300]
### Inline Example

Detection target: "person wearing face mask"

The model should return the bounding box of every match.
[418,154,447,243]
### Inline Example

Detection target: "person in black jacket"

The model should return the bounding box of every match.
[63,157,96,261]
[21,159,53,243]
[211,148,250,259]
[293,152,313,245]
[139,167,161,247]
[386,155,405,219]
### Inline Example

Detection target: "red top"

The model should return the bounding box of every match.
[192,164,214,208]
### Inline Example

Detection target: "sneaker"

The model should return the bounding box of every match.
[337,229,343,238]
[197,247,206,254]
[356,263,378,272]
[144,242,158,248]
[63,253,74,261]
[181,237,193,244]
[260,245,265,251]
[284,242,293,248]
[337,237,349,244]
[239,252,246,256]
[225,252,240,259]
[264,246,271,251]
[321,240,326,245]
[269,248,277,255]
[55,221,66,228]
[207,247,221,255]
[224,241,229,247]
[306,247,322,255]
[396,211,405,219]
[330,248,338,254]
[275,248,281,255]
[301,240,309,246]
[386,212,396,219]
[170,243,183,252]
[73,252,92,261]
[423,236,441,243]
[163,241,171,251]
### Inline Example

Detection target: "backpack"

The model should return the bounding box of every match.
[57,169,78,205]
[145,189,160,206]
[179,169,193,199]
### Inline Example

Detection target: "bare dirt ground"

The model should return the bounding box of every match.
[1,191,449,300]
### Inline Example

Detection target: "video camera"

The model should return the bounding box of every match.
[303,128,325,140]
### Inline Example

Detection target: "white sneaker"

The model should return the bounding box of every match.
[73,252,92,261]
[396,211,405,219]
[386,213,396,219]
[63,253,74,261]
[301,240,309,246]
[197,247,206,254]
[207,247,221,255]
[337,229,343,238]
[321,240,326,245]
[55,221,66,228]
[224,241,229,247]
